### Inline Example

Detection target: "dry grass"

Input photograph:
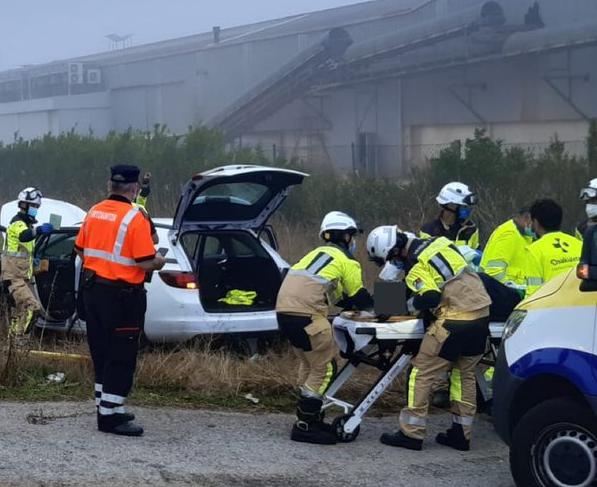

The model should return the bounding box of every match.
[0,328,407,414]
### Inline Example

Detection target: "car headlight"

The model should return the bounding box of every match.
[503,310,527,340]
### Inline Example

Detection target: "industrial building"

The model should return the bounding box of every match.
[0,0,596,176]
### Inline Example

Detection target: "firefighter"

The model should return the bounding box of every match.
[367,226,491,451]
[276,211,373,445]
[74,165,165,437]
[480,208,534,292]
[576,178,597,240]
[1,187,53,339]
[420,182,480,249]
[524,199,582,296]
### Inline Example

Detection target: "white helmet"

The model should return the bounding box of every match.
[580,178,597,201]
[436,182,477,206]
[367,225,416,262]
[18,187,43,206]
[319,211,359,238]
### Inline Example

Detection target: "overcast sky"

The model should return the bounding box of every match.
[0,0,366,71]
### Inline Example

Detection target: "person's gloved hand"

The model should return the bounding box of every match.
[36,223,54,235]
[406,297,416,315]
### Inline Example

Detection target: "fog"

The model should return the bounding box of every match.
[0,0,364,70]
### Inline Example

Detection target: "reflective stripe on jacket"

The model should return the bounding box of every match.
[480,219,532,286]
[524,231,582,296]
[75,197,156,284]
[276,244,365,317]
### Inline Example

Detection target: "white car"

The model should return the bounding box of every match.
[0,165,307,344]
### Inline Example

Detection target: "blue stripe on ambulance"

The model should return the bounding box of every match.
[509,348,597,396]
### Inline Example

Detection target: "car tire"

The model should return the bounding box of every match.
[510,397,597,487]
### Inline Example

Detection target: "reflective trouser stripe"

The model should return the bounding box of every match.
[95,383,103,406]
[452,414,474,426]
[317,360,336,396]
[101,393,125,405]
[450,368,462,403]
[408,367,419,408]
[83,207,140,266]
[400,411,426,427]
[98,406,115,416]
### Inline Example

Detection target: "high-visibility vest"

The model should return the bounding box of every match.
[524,231,582,296]
[480,219,533,287]
[75,197,156,284]
[406,237,468,295]
[276,244,365,317]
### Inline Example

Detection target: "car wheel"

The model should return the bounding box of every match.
[510,397,597,487]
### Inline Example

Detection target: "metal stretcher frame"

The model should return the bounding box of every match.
[324,313,504,442]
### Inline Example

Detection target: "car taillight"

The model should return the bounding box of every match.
[159,271,198,289]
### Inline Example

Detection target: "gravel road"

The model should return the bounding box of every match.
[0,401,512,486]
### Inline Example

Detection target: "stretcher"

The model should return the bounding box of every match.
[324,312,504,442]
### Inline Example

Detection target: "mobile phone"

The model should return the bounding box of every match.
[157,247,169,257]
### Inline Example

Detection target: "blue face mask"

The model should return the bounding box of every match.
[523,227,536,239]
[458,207,472,220]
[349,240,357,256]
[27,207,38,218]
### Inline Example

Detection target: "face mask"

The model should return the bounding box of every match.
[379,261,405,282]
[348,240,357,256]
[27,207,38,218]
[586,204,597,219]
[523,226,536,239]
[458,207,472,220]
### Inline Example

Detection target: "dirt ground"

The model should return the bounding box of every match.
[0,401,513,487]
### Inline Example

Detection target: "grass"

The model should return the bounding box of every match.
[0,330,408,415]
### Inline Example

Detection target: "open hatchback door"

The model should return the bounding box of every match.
[172,165,308,235]
[168,165,307,315]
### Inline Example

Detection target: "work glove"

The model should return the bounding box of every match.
[140,172,152,197]
[36,223,54,235]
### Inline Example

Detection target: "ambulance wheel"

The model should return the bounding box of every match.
[332,414,360,443]
[510,398,597,487]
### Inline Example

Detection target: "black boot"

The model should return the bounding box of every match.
[436,424,470,451]
[290,396,337,445]
[380,431,423,450]
[97,414,144,437]
[431,389,451,409]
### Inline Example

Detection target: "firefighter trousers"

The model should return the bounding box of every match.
[399,317,489,440]
[7,279,41,336]
[82,281,146,416]
[277,313,337,397]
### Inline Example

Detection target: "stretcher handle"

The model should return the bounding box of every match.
[355,327,377,335]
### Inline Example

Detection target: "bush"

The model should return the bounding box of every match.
[0,125,591,244]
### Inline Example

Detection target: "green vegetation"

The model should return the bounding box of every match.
[0,125,591,238]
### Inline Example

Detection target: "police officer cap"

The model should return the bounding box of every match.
[110,164,140,183]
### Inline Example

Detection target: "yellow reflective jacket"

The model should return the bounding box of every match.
[276,245,365,317]
[406,237,468,296]
[4,213,36,278]
[480,219,533,286]
[524,231,582,296]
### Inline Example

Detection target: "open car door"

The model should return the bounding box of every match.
[34,228,80,324]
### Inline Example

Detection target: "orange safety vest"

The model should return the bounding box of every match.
[75,197,156,284]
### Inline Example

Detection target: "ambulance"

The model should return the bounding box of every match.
[493,225,597,487]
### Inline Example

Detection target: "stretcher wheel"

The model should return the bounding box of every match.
[332,414,360,442]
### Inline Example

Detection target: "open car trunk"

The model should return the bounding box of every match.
[180,230,282,313]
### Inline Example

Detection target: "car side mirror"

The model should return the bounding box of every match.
[578,226,597,292]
